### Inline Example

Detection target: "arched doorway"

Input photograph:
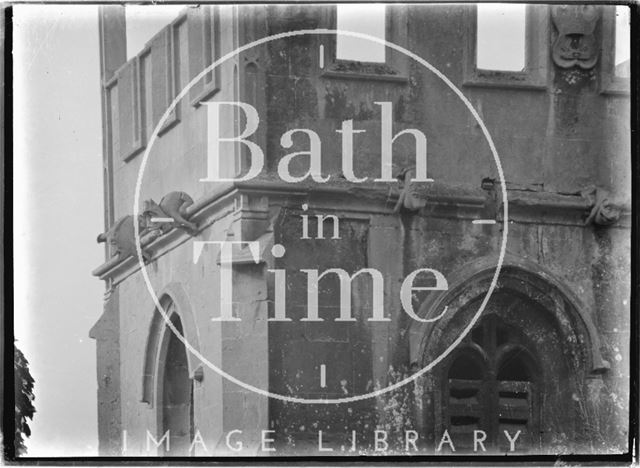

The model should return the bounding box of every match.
[156,313,194,456]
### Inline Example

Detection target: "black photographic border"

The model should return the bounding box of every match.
[2,1,638,465]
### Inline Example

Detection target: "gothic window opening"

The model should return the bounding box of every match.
[158,314,194,456]
[442,315,540,453]
[445,349,488,450]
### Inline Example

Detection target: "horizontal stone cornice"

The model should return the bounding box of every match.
[93,177,630,284]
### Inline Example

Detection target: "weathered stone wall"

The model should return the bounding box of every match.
[255,3,630,453]
[269,213,377,450]
[93,3,631,456]
[107,6,241,222]
[106,206,271,456]
[89,288,122,456]
[266,194,629,453]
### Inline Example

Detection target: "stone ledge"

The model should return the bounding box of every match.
[93,178,631,284]
[321,70,409,84]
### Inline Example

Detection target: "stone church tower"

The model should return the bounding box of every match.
[91,4,631,456]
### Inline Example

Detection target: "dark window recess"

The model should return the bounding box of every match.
[160,315,194,456]
[497,349,531,381]
[471,326,484,347]
[443,315,540,452]
[444,354,486,451]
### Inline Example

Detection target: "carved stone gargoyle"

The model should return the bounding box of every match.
[581,186,622,226]
[393,167,429,213]
[551,5,601,70]
[97,214,152,263]
[142,191,198,235]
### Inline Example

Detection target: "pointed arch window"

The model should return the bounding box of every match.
[441,315,541,452]
[157,314,194,456]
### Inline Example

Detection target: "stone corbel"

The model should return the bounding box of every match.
[392,168,488,218]
[580,186,625,226]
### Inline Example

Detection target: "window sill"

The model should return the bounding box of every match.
[123,142,144,162]
[157,111,180,137]
[463,69,547,91]
[320,66,409,83]
[321,60,408,83]
[190,84,220,108]
[322,70,408,83]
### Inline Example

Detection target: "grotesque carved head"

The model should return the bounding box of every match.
[551,5,601,69]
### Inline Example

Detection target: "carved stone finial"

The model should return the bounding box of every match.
[551,5,601,70]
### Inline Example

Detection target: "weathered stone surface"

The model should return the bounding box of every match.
[93,4,630,456]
